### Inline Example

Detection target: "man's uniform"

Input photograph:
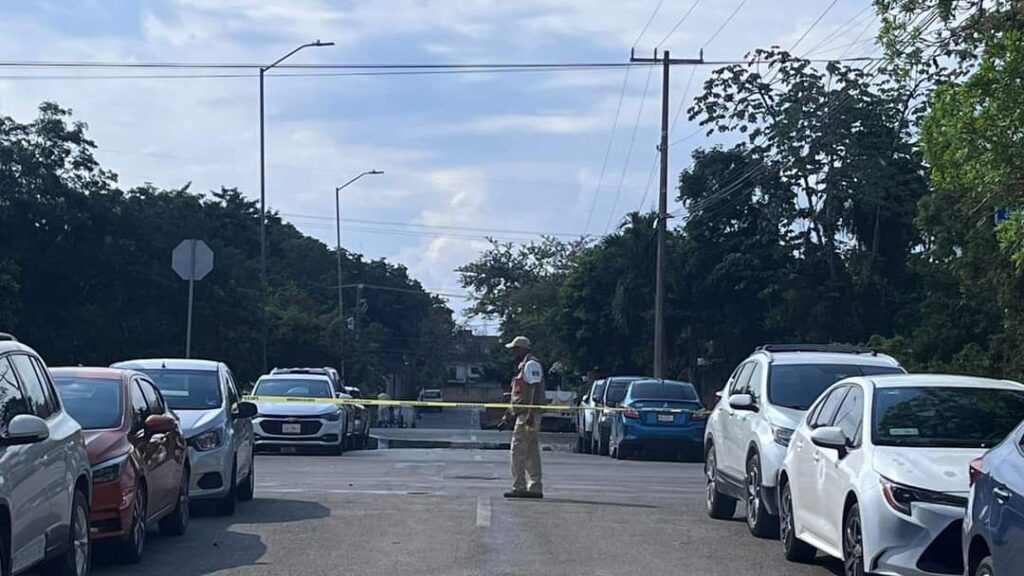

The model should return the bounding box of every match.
[510,354,545,495]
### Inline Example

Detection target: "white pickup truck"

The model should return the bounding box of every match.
[541,389,577,432]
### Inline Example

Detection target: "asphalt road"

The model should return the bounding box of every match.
[90,448,846,576]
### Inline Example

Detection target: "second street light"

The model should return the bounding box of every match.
[336,170,384,383]
[259,39,334,372]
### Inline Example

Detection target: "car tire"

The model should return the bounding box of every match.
[159,464,190,536]
[118,485,147,564]
[614,442,629,460]
[40,488,90,576]
[705,444,738,520]
[598,433,609,456]
[780,481,816,563]
[583,432,592,454]
[975,556,994,576]
[0,519,8,576]
[843,504,866,576]
[746,453,779,538]
[213,463,238,516]
[237,458,255,502]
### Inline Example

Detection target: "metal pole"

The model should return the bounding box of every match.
[335,186,345,383]
[186,240,196,359]
[259,67,267,372]
[653,51,670,379]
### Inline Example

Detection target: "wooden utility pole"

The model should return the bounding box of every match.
[629,49,703,379]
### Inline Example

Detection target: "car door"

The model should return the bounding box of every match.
[800,385,850,542]
[224,368,252,480]
[738,361,766,465]
[0,355,51,573]
[818,385,864,552]
[990,431,1024,571]
[139,378,175,514]
[721,362,755,479]
[129,378,158,514]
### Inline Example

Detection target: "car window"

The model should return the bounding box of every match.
[767,363,901,410]
[30,357,60,414]
[832,386,864,446]
[10,354,54,419]
[137,368,222,410]
[139,379,165,414]
[591,381,606,405]
[731,363,754,396]
[811,386,848,428]
[53,376,123,429]
[254,378,334,398]
[0,356,30,434]
[604,379,633,404]
[130,380,149,432]
[224,369,239,407]
[873,386,1024,449]
[748,364,764,403]
[629,381,698,401]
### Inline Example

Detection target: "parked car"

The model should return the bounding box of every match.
[250,373,348,455]
[0,334,92,576]
[51,367,189,564]
[268,368,356,445]
[778,374,1024,576]
[343,386,370,449]
[418,388,443,412]
[964,417,1024,576]
[541,389,576,432]
[593,376,648,455]
[608,379,707,461]
[704,344,903,538]
[111,359,256,516]
[576,378,606,453]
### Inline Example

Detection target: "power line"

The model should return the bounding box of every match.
[634,0,668,48]
[606,62,656,232]
[282,212,580,238]
[584,67,632,234]
[702,0,748,50]
[801,5,874,57]
[789,0,841,52]
[0,60,654,70]
[654,0,703,48]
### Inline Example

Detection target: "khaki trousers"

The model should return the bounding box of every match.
[510,412,542,493]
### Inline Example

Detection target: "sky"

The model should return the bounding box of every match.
[0,0,880,331]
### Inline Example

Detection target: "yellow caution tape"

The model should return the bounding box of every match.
[243,395,709,415]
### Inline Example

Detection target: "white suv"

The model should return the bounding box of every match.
[0,334,92,576]
[703,344,903,538]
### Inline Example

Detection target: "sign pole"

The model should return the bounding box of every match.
[186,239,196,358]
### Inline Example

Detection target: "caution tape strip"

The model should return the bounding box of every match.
[243,395,709,415]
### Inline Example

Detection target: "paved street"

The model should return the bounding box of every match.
[91,448,844,576]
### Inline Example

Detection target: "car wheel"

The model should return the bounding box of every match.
[975,556,994,576]
[213,463,238,516]
[614,442,629,460]
[843,504,866,576]
[746,453,779,538]
[0,518,8,576]
[583,432,592,454]
[159,464,190,536]
[780,481,816,562]
[41,488,90,576]
[238,458,255,502]
[705,444,737,520]
[118,485,147,564]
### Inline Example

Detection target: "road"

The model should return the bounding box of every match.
[91,448,845,576]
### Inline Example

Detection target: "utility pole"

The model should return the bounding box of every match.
[629,48,703,379]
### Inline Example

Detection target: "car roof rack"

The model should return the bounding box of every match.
[0,333,16,342]
[755,344,877,356]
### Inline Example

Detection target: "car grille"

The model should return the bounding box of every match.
[260,419,324,435]
[915,520,964,575]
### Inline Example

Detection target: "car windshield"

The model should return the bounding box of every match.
[873,386,1024,448]
[136,369,222,410]
[630,381,698,402]
[768,364,903,410]
[255,379,333,398]
[52,377,122,429]
[421,390,441,398]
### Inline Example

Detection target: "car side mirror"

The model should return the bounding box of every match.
[810,426,848,456]
[234,401,258,419]
[0,414,49,446]
[144,414,176,435]
[714,390,723,402]
[728,393,756,411]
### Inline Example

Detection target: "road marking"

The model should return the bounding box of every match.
[470,434,478,441]
[476,496,491,527]
[473,455,484,461]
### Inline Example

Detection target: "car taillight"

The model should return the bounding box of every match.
[691,410,709,421]
[623,407,640,419]
[969,458,984,487]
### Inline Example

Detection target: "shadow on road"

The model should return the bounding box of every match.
[528,497,661,509]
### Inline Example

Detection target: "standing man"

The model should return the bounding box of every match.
[503,335,545,499]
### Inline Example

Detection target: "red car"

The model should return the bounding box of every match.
[51,367,189,564]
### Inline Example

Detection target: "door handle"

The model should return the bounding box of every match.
[812,452,821,462]
[993,486,1012,502]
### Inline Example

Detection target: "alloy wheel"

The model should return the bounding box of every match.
[73,501,89,576]
[747,459,761,529]
[705,449,717,511]
[843,508,865,576]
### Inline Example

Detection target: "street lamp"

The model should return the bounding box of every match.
[259,39,334,372]
[336,170,384,383]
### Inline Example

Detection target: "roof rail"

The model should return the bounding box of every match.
[755,344,877,356]
[0,333,16,342]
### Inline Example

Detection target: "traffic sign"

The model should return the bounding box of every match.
[172,239,214,281]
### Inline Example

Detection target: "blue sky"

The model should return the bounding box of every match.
[0,0,879,329]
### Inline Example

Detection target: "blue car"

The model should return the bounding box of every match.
[965,418,1024,576]
[608,379,707,461]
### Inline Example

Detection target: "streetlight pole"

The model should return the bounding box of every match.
[336,170,384,384]
[259,39,334,372]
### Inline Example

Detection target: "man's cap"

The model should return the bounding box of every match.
[504,335,531,350]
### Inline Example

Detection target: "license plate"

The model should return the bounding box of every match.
[282,423,302,434]
[280,446,297,454]
[657,414,675,423]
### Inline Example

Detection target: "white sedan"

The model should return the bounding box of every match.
[777,374,1024,576]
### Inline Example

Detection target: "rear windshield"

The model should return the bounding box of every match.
[53,377,122,429]
[768,364,903,410]
[136,369,222,410]
[630,381,698,402]
[255,379,333,398]
[592,381,606,402]
[873,386,1024,448]
[605,378,641,404]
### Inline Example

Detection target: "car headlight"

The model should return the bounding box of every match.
[880,478,968,516]
[322,411,342,422]
[772,425,795,447]
[189,429,224,451]
[92,454,129,484]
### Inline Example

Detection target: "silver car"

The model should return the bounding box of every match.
[0,334,92,576]
[111,359,256,516]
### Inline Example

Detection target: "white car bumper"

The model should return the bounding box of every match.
[863,495,966,576]
[188,442,234,500]
[253,416,345,450]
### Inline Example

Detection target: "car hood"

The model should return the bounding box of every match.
[175,408,225,436]
[766,405,804,431]
[255,401,340,417]
[83,430,129,466]
[872,446,985,495]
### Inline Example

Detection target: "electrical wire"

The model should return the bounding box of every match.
[583,67,631,235]
[282,212,579,238]
[789,0,841,52]
[633,0,668,48]
[801,5,874,57]
[654,0,703,48]
[702,0,748,50]
[606,61,656,233]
